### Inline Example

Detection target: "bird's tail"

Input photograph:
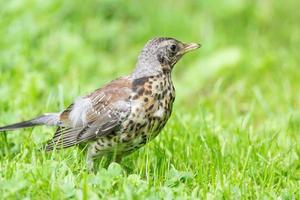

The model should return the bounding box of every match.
[0,113,60,131]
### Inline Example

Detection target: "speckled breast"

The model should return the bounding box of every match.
[117,73,175,154]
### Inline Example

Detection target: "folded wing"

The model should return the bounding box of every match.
[45,77,132,151]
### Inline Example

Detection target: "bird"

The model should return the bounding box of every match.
[0,37,200,171]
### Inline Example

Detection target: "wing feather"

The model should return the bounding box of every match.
[45,77,132,151]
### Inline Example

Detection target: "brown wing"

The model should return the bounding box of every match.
[45,76,132,151]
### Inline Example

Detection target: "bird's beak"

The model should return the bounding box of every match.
[180,43,201,54]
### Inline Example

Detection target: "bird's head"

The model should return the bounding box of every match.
[133,37,201,79]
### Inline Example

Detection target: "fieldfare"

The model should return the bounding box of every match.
[0,37,200,170]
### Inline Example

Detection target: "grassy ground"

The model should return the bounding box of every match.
[0,0,300,199]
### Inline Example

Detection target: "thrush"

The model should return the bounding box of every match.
[0,37,200,170]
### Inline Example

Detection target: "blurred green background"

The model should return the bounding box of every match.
[0,0,300,199]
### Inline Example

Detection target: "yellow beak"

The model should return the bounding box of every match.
[181,43,201,54]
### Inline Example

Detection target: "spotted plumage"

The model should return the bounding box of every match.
[0,37,200,171]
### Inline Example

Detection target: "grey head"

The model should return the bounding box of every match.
[132,37,201,79]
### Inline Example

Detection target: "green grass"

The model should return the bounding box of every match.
[1,0,300,199]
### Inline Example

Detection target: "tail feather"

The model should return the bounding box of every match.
[0,113,60,131]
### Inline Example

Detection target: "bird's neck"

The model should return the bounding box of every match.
[132,66,163,80]
[132,58,164,79]
[132,50,174,79]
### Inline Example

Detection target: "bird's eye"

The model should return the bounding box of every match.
[170,44,177,52]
